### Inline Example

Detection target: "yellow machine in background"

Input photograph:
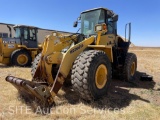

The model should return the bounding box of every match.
[0,25,41,66]
[6,7,137,112]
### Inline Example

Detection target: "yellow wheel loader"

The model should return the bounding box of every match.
[0,25,40,66]
[6,7,137,111]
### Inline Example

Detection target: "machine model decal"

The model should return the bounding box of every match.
[8,44,15,48]
[70,44,84,54]
[3,41,16,44]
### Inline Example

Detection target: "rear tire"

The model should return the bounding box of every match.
[123,53,137,81]
[11,49,32,67]
[71,50,112,101]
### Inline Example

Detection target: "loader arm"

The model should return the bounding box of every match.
[49,36,95,94]
[33,34,75,84]
[34,33,95,94]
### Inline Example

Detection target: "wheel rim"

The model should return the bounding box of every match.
[95,64,108,89]
[131,62,136,76]
[17,54,28,65]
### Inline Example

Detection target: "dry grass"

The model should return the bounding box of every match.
[0,47,160,120]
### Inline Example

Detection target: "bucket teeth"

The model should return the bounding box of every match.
[6,76,26,86]
[5,76,55,110]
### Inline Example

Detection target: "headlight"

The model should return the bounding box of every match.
[95,25,102,31]
[95,23,107,32]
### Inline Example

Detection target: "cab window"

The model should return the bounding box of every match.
[29,29,36,40]
[24,28,28,40]
[107,18,114,34]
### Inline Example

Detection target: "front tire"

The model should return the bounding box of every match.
[11,49,32,67]
[31,53,42,77]
[71,50,112,101]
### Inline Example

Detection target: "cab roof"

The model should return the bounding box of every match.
[13,24,38,29]
[81,7,115,17]
[13,24,73,34]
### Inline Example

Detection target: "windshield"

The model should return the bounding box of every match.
[15,28,21,38]
[81,9,105,36]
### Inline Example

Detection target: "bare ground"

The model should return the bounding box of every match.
[0,47,160,120]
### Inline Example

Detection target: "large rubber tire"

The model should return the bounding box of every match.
[31,53,41,77]
[71,50,112,101]
[123,53,137,81]
[11,49,32,67]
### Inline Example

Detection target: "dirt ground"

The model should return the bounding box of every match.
[0,47,160,120]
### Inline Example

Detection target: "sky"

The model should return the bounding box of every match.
[0,0,160,47]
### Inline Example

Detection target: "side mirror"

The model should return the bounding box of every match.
[112,14,118,22]
[73,21,78,27]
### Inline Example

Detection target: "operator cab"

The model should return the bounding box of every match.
[14,25,38,48]
[74,7,119,45]
[80,8,118,36]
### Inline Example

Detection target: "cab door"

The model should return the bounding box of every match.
[22,28,38,48]
[105,18,116,46]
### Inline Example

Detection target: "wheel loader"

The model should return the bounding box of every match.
[0,25,40,66]
[5,7,137,111]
